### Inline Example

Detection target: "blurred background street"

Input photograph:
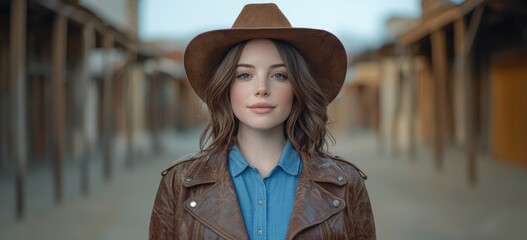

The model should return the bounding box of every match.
[1,0,526,239]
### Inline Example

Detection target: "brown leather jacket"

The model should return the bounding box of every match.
[149,153,376,239]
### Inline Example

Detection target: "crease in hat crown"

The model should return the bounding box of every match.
[231,3,292,28]
[184,3,347,103]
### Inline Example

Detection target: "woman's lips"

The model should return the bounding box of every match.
[249,103,275,114]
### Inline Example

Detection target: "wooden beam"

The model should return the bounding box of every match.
[431,29,448,172]
[10,0,28,220]
[465,6,484,57]
[34,0,137,52]
[51,12,67,203]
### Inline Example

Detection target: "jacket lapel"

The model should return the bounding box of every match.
[286,157,347,239]
[183,154,249,240]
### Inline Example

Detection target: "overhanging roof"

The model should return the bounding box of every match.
[399,0,485,45]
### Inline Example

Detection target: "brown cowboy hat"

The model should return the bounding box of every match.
[184,3,347,102]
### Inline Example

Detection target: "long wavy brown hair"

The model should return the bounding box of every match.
[199,39,334,161]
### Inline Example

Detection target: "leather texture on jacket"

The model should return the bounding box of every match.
[149,153,376,240]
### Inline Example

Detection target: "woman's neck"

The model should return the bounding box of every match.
[236,125,286,177]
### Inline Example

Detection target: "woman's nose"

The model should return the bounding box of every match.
[255,77,269,97]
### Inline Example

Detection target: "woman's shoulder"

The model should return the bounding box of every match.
[160,152,200,177]
[328,155,368,181]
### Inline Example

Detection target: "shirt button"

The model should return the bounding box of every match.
[189,201,197,208]
[185,176,193,182]
[257,229,263,235]
[257,200,263,206]
[332,199,341,207]
[337,176,344,181]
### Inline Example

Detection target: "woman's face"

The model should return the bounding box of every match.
[230,39,294,133]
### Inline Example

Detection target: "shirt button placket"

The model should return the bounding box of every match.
[254,170,266,239]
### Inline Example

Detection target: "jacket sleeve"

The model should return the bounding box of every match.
[348,174,376,239]
[149,173,177,240]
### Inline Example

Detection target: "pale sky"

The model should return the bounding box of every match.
[139,0,423,51]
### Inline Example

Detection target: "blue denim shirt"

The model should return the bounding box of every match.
[228,140,302,240]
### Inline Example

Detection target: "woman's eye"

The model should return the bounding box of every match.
[236,72,251,80]
[272,73,288,80]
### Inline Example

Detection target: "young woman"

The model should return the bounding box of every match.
[150,3,375,240]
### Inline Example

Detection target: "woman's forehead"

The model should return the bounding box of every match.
[238,39,283,65]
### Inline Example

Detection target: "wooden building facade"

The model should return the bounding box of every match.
[0,0,199,223]
[371,0,527,184]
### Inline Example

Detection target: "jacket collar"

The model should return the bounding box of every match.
[182,153,347,240]
[228,140,302,177]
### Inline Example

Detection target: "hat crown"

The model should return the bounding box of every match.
[185,3,346,103]
[232,3,292,28]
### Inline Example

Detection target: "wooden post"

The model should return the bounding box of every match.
[391,49,404,158]
[454,17,472,183]
[431,29,447,172]
[51,13,67,203]
[152,73,162,154]
[373,86,378,131]
[454,18,467,147]
[419,57,434,145]
[463,6,484,186]
[1,15,11,172]
[78,23,95,194]
[405,46,418,162]
[349,86,356,130]
[125,51,137,167]
[10,0,28,219]
[102,31,114,180]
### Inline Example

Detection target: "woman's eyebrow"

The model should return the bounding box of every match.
[270,63,286,69]
[236,63,285,69]
[236,63,286,69]
[236,63,254,68]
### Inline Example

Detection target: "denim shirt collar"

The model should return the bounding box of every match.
[228,139,301,177]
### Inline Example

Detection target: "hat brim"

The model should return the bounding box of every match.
[184,27,347,102]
